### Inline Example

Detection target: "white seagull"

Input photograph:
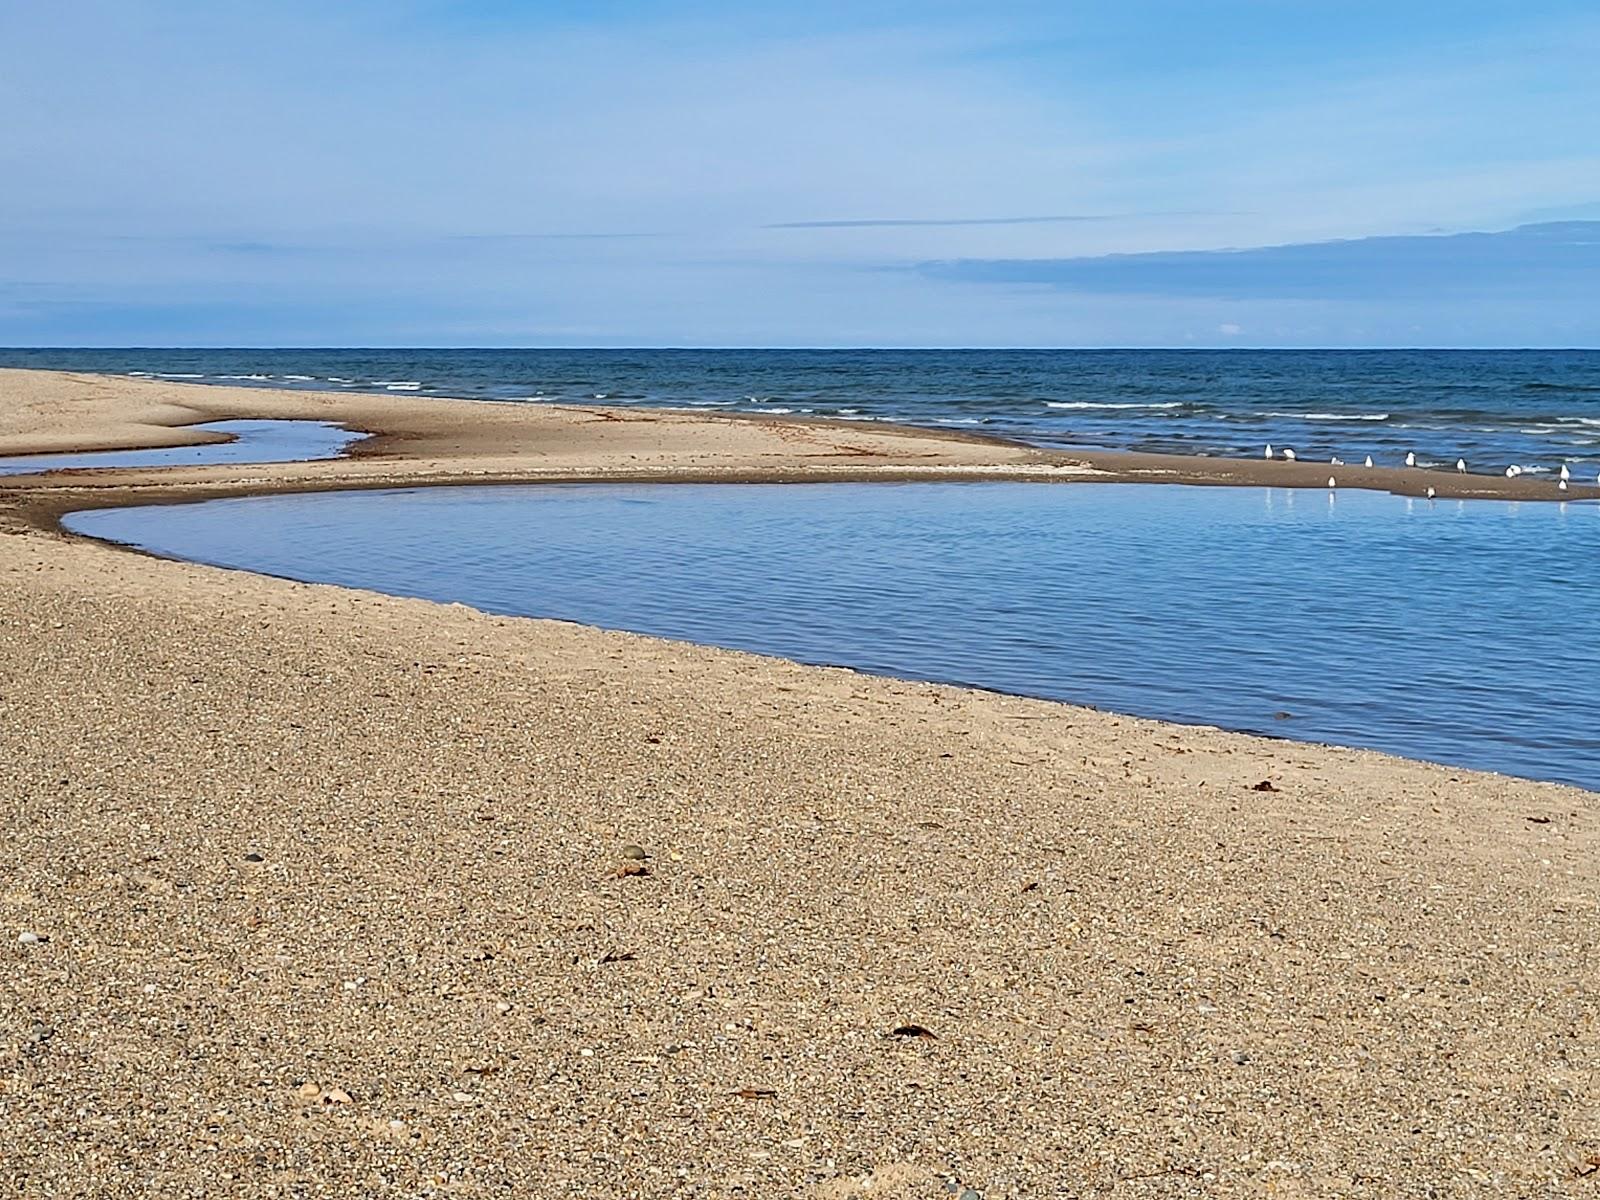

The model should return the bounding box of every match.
[1505,465,1522,478]
[1264,444,1273,459]
[1559,479,1569,491]
[1330,456,1343,465]
[1426,486,1437,499]
[1364,455,1374,468]
[1456,458,1466,473]
[1559,464,1571,481]
[1405,451,1417,467]
[1282,448,1297,461]
[1327,476,1337,489]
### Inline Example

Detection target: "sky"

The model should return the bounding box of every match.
[2,0,1598,347]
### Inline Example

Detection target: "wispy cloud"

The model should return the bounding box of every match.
[917,221,1600,301]
[449,232,663,241]
[767,215,1112,229]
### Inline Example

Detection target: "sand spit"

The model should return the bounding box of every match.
[0,368,1593,504]
[3,368,1599,1197]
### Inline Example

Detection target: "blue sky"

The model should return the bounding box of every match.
[3,1,1598,347]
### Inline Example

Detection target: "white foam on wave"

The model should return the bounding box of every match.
[376,380,422,390]
[217,374,271,381]
[1044,401,1185,410]
[1264,411,1391,421]
[282,374,315,382]
[156,372,204,379]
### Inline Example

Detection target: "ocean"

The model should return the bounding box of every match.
[5,348,1599,477]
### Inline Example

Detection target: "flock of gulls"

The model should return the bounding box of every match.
[1263,443,1592,499]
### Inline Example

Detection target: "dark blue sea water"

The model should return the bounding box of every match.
[6,348,1600,478]
[66,482,1600,791]
[0,419,361,477]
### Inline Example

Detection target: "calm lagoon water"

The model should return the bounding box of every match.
[66,482,1600,790]
[0,419,361,477]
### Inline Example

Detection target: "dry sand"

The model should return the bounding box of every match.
[3,368,1599,1197]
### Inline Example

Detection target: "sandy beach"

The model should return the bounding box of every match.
[3,368,1599,1197]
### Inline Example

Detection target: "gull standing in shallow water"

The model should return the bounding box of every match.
[1405,451,1417,467]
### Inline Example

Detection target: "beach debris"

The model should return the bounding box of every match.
[1405,451,1417,467]
[1251,780,1280,792]
[242,851,264,863]
[1020,880,1039,893]
[890,1024,938,1039]
[17,931,46,945]
[27,1022,54,1044]
[600,950,637,964]
[619,843,648,860]
[322,1087,353,1106]
[614,861,650,878]
[296,1081,322,1101]
[1525,815,1552,824]
[734,1087,778,1101]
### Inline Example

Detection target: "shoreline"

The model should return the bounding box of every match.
[5,366,1600,1194]
[1,369,1592,514]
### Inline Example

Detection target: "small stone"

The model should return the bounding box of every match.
[619,844,648,861]
[296,1082,322,1100]
[321,1087,352,1105]
[28,1023,54,1043]
[495,1001,513,1015]
[17,931,43,945]
[242,852,264,863]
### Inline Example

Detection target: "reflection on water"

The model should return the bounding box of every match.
[0,419,362,477]
[65,482,1600,790]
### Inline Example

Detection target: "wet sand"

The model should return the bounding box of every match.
[3,368,1599,1197]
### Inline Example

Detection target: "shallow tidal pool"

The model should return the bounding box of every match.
[0,419,362,477]
[66,481,1600,790]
